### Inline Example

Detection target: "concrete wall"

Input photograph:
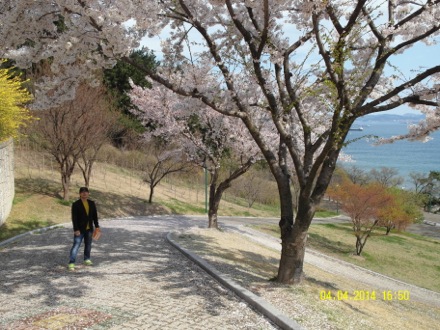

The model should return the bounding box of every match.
[0,139,14,226]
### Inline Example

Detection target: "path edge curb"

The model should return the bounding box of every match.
[166,232,304,330]
[0,224,67,248]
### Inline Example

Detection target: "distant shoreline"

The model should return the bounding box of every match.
[340,118,439,188]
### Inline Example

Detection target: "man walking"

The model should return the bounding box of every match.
[68,187,100,270]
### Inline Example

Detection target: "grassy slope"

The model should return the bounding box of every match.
[1,147,279,241]
[253,222,440,292]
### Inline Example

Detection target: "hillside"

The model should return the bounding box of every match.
[355,112,425,125]
[2,144,279,241]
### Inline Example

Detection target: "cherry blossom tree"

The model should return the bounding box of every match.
[0,0,157,108]
[2,0,440,284]
[128,1,440,283]
[129,83,261,228]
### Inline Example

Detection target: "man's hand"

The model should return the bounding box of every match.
[74,230,81,236]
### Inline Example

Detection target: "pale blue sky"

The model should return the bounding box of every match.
[141,22,439,117]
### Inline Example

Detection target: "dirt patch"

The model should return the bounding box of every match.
[3,306,112,330]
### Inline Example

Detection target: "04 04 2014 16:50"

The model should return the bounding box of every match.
[319,290,410,301]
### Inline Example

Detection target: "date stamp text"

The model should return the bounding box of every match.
[319,290,410,301]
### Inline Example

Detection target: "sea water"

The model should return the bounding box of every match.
[339,117,440,188]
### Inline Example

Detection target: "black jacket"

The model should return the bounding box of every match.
[71,198,99,233]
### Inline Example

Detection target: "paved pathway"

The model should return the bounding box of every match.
[0,216,279,330]
[1,214,439,329]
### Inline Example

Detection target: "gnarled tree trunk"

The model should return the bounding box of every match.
[207,158,255,229]
[277,190,316,284]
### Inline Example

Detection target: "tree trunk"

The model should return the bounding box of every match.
[80,163,92,188]
[84,161,93,187]
[82,171,89,188]
[60,159,76,200]
[275,174,313,284]
[148,185,154,204]
[355,220,378,255]
[277,222,309,283]
[208,182,221,229]
[277,194,315,284]
[385,223,394,235]
[355,236,363,255]
[205,157,255,228]
[208,211,218,228]
[61,172,70,200]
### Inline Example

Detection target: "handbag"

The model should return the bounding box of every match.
[92,227,102,240]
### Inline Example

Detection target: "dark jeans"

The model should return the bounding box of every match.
[69,230,93,264]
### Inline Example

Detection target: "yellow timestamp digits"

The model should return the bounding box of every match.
[320,290,410,301]
[382,290,410,301]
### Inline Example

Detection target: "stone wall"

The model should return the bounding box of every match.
[0,139,14,226]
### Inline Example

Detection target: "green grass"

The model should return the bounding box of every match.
[252,222,440,292]
[315,210,340,218]
[221,193,281,214]
[161,198,206,214]
[0,217,55,242]
[315,210,339,218]
[12,194,32,205]
[57,199,71,207]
